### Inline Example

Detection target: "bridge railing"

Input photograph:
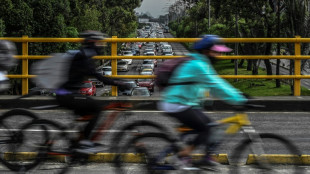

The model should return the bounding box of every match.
[2,35,310,96]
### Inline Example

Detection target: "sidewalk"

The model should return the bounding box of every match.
[1,95,310,111]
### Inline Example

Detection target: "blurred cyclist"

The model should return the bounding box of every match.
[158,35,247,167]
[55,30,129,154]
[0,40,17,92]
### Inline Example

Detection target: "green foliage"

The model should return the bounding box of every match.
[0,19,6,36]
[0,0,142,94]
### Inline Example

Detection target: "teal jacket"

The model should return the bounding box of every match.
[162,53,247,107]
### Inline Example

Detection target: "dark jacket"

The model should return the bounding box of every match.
[61,47,115,92]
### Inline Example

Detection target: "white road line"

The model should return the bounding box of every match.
[0,129,138,133]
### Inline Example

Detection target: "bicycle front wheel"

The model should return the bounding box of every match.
[114,132,179,174]
[230,133,305,174]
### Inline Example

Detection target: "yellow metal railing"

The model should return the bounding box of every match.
[2,36,310,96]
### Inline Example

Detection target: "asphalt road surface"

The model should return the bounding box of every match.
[0,109,309,173]
[2,109,310,154]
[0,163,308,174]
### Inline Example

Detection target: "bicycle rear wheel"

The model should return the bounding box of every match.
[0,109,41,172]
[230,133,305,174]
[114,132,179,174]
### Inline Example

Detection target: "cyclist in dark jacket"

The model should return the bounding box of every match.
[56,31,129,154]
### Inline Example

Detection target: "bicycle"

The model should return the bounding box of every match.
[0,101,170,173]
[114,104,305,174]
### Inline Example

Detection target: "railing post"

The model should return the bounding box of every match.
[111,36,118,96]
[294,35,301,96]
[22,35,29,95]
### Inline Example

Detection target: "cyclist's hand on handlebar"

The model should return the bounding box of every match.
[241,92,253,99]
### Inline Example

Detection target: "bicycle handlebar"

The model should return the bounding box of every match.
[232,103,265,111]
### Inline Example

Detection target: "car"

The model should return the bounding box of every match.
[122,50,133,65]
[140,68,153,75]
[144,51,156,56]
[96,67,104,75]
[118,80,138,96]
[162,51,174,56]
[143,59,157,67]
[29,87,55,96]
[139,64,153,71]
[162,45,172,53]
[145,43,155,49]
[144,48,155,53]
[102,66,112,76]
[117,60,129,72]
[88,78,104,87]
[136,79,155,92]
[79,81,96,96]
[122,50,133,56]
[142,59,155,69]
[131,87,151,96]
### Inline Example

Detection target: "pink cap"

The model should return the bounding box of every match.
[210,45,232,52]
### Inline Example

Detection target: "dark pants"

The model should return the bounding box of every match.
[56,94,101,139]
[167,108,212,147]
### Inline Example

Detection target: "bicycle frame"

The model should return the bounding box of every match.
[177,112,251,135]
[218,113,251,134]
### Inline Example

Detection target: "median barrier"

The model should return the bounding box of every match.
[0,95,310,111]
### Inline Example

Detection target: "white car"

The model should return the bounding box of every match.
[162,45,172,53]
[117,60,129,72]
[144,51,156,56]
[140,68,153,75]
[102,66,112,75]
[131,87,151,96]
[163,51,174,56]
[122,51,133,65]
[142,59,155,69]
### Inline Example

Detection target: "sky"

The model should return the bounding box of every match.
[135,0,177,18]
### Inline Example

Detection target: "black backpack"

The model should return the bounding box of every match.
[155,57,195,91]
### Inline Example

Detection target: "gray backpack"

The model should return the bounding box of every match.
[31,50,79,89]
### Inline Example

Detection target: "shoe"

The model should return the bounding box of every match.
[192,156,219,171]
[74,140,103,154]
[165,155,193,170]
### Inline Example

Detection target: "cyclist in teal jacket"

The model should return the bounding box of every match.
[158,35,247,167]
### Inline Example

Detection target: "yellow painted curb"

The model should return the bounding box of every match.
[4,152,67,162]
[90,153,230,164]
[246,154,310,165]
[191,154,229,164]
[4,153,310,165]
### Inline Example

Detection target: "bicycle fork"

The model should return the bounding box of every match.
[242,126,272,169]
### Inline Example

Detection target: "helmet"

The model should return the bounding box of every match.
[79,30,105,42]
[79,30,106,54]
[193,35,231,52]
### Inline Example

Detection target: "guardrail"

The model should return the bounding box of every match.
[2,35,310,96]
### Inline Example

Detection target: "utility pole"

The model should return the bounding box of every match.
[208,0,211,29]
[234,0,239,81]
[276,0,281,87]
